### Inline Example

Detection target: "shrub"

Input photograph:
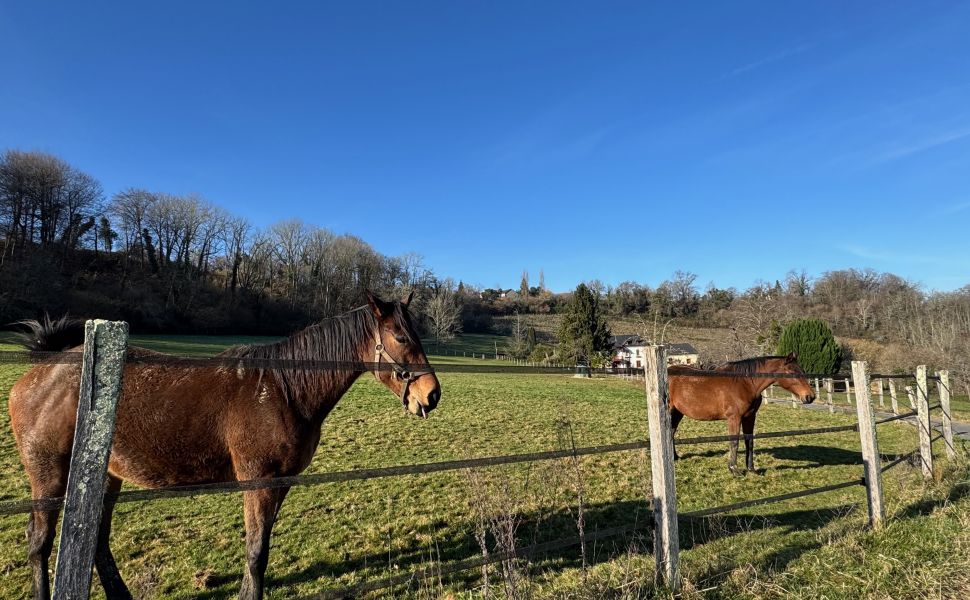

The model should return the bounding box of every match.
[777,318,842,374]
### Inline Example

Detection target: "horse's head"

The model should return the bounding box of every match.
[774,353,815,404]
[365,290,441,418]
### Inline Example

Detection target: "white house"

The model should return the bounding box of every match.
[609,335,699,369]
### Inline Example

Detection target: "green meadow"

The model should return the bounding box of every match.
[0,333,966,598]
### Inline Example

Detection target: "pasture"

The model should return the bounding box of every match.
[0,333,967,598]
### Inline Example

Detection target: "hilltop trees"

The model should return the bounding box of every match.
[557,283,612,366]
[0,150,103,262]
[0,148,441,332]
[777,319,842,375]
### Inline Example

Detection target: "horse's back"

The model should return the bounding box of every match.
[9,345,301,489]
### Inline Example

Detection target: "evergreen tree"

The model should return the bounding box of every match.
[526,325,537,354]
[776,318,842,374]
[557,283,612,365]
[98,216,117,252]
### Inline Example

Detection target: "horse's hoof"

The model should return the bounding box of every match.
[728,467,742,477]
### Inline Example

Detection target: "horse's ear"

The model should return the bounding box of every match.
[365,290,390,318]
[401,290,414,307]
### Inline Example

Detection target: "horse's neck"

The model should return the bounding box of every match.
[280,319,374,423]
[750,360,782,396]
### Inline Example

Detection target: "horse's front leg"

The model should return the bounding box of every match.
[741,413,756,472]
[727,415,742,476]
[239,487,289,600]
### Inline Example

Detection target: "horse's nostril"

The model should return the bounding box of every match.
[427,388,440,409]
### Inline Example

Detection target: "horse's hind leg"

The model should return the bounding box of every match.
[95,476,132,599]
[742,413,756,472]
[26,461,68,600]
[727,415,742,476]
[670,408,684,459]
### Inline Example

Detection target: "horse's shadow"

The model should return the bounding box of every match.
[189,495,858,599]
[678,444,910,471]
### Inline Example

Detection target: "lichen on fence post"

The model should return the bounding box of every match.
[937,370,955,459]
[644,345,680,592]
[851,361,884,530]
[52,320,129,600]
[915,365,934,479]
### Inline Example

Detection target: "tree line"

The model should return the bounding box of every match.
[0,149,445,332]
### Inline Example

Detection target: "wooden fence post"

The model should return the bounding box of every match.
[644,345,680,591]
[905,385,916,410]
[878,379,885,408]
[826,378,834,414]
[851,361,885,530]
[888,379,899,415]
[52,320,129,600]
[845,378,853,405]
[814,378,820,399]
[937,370,955,460]
[915,366,933,479]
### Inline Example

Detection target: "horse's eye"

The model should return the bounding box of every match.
[393,334,408,344]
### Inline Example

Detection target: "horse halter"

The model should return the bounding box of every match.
[372,329,435,416]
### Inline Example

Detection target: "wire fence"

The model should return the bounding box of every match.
[0,339,955,598]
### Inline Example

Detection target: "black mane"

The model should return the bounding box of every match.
[13,315,86,352]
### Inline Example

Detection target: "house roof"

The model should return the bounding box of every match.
[609,334,645,349]
[666,343,698,355]
[609,335,697,355]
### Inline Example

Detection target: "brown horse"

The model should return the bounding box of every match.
[668,354,815,474]
[8,291,440,600]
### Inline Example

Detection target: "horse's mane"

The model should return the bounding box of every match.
[220,302,416,408]
[718,355,790,375]
[13,315,86,352]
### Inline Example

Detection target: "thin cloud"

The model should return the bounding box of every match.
[932,201,970,217]
[719,43,814,80]
[840,244,939,265]
[864,126,970,166]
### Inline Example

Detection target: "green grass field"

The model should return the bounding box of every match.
[0,334,967,598]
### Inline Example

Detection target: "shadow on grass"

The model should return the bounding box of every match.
[896,480,970,520]
[188,495,858,599]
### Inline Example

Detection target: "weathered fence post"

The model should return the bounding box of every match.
[905,385,916,410]
[814,377,820,399]
[851,361,884,530]
[915,365,933,479]
[937,370,955,460]
[826,378,834,414]
[52,320,129,600]
[845,378,853,405]
[888,379,899,415]
[644,345,680,591]
[877,379,885,408]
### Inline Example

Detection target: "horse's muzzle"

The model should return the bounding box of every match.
[802,394,816,404]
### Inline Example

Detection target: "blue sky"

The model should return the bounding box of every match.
[2,1,968,292]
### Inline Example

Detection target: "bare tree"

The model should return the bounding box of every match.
[425,278,463,343]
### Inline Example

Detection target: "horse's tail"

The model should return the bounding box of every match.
[12,315,86,351]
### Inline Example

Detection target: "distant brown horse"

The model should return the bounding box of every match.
[668,354,815,474]
[8,291,440,600]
